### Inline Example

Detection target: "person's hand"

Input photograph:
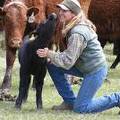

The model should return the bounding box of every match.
[36,48,49,58]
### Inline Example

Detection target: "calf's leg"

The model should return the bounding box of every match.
[110,54,120,69]
[35,67,46,110]
[15,67,31,109]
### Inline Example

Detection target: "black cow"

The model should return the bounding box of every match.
[110,40,120,69]
[15,13,57,110]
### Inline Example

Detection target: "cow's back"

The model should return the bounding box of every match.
[88,0,120,40]
[25,0,46,23]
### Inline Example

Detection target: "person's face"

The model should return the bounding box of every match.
[58,9,75,24]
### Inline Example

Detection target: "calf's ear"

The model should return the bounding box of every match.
[27,7,39,23]
[27,7,39,16]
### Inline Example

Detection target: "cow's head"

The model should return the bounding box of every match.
[0,1,39,48]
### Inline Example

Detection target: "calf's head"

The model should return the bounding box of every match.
[34,13,57,47]
[0,1,39,48]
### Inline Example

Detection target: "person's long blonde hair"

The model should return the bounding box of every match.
[62,10,96,36]
[54,10,96,51]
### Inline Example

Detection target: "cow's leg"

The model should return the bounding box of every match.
[110,54,120,69]
[15,67,31,109]
[1,47,16,92]
[35,67,46,110]
[32,77,36,90]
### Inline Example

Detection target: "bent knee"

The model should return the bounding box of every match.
[73,104,91,113]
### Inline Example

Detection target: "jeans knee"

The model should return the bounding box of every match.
[73,104,90,113]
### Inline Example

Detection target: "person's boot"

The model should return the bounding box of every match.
[52,102,73,110]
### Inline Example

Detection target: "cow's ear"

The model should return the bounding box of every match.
[27,7,39,17]
[27,7,39,23]
[0,7,6,19]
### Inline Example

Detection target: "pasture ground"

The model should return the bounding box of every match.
[0,40,120,120]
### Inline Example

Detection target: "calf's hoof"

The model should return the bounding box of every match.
[37,105,43,110]
[15,104,21,110]
[110,65,115,69]
[15,99,22,110]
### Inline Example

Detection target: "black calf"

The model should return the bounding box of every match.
[0,0,5,7]
[15,13,57,110]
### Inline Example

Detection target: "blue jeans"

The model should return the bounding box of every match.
[47,63,120,113]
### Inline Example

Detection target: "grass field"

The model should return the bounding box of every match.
[0,43,120,120]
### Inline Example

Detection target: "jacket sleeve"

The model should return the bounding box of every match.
[47,33,87,69]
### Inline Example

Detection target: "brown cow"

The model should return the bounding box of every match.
[0,0,43,92]
[88,0,120,68]
[0,0,91,93]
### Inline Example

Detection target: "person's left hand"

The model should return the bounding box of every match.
[36,48,49,58]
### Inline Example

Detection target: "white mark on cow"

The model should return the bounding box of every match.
[28,12,35,23]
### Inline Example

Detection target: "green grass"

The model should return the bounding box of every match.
[0,43,120,120]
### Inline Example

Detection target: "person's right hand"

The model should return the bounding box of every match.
[36,48,49,58]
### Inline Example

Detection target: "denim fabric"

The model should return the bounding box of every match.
[47,64,82,105]
[47,63,120,113]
